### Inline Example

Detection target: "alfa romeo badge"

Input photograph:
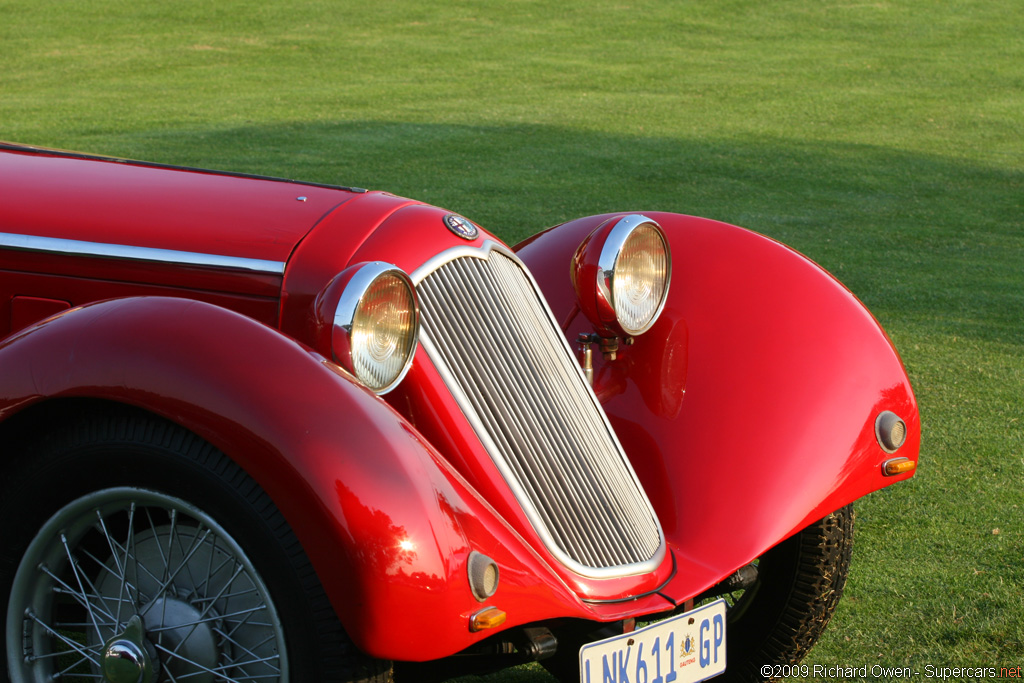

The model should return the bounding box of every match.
[443,214,479,240]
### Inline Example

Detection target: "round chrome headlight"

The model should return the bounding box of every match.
[572,215,672,337]
[331,262,419,394]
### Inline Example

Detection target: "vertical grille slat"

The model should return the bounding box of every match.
[415,244,664,577]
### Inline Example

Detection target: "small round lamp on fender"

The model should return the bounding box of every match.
[875,410,908,453]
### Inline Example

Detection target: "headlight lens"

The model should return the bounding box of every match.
[572,214,672,337]
[333,263,419,393]
[609,223,670,335]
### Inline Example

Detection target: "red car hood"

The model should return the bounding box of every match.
[0,144,363,294]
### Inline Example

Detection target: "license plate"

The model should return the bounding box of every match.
[579,599,727,683]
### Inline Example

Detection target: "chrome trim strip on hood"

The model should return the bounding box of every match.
[0,232,286,275]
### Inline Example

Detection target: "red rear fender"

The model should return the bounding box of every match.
[516,212,920,600]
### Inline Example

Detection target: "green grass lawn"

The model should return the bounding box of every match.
[2,0,1021,680]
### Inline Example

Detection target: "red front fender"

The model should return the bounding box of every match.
[0,297,595,661]
[516,212,920,600]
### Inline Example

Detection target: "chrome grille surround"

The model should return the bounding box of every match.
[412,241,665,579]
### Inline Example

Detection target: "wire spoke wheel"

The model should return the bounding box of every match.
[8,487,287,683]
[2,410,393,683]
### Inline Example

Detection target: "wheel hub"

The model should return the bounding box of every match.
[102,615,157,683]
[89,526,224,683]
[140,595,219,683]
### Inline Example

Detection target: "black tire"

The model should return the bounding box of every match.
[0,407,393,683]
[717,504,854,682]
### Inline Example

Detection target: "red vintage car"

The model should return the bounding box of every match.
[0,142,918,683]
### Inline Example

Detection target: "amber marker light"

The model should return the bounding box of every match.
[883,457,916,477]
[469,607,507,632]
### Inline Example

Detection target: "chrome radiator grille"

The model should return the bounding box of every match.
[414,243,664,577]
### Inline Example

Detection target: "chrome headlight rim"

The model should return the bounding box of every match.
[595,214,672,336]
[333,261,420,395]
